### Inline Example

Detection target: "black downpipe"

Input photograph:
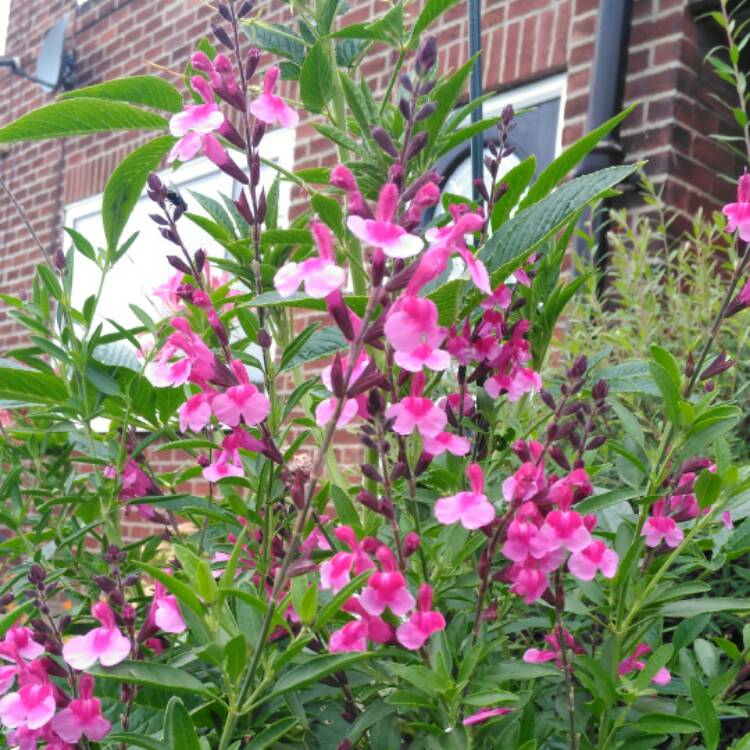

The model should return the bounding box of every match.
[469,0,484,201]
[575,0,634,271]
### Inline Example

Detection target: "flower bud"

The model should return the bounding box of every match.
[399,74,413,92]
[415,102,436,121]
[406,131,428,159]
[218,4,233,23]
[416,35,437,76]
[93,575,117,592]
[167,255,193,275]
[238,0,254,17]
[28,564,46,585]
[258,328,272,348]
[360,464,383,483]
[403,532,420,557]
[372,127,399,158]
[213,24,235,50]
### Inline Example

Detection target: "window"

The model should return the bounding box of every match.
[65,128,295,332]
[0,0,10,56]
[435,74,567,206]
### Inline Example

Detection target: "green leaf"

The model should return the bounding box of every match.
[60,76,183,112]
[87,660,213,696]
[650,345,682,389]
[649,360,681,425]
[577,488,639,514]
[280,326,347,372]
[518,104,635,210]
[661,597,750,618]
[107,735,170,750]
[488,661,561,682]
[682,405,741,457]
[137,563,205,615]
[300,42,334,114]
[694,469,723,510]
[0,367,67,404]
[479,164,640,282]
[634,645,673,691]
[164,697,201,750]
[103,135,175,251]
[690,678,720,750]
[409,0,460,44]
[243,21,306,66]
[0,98,168,143]
[64,227,97,262]
[634,713,702,735]
[491,156,536,229]
[247,718,298,750]
[266,653,372,701]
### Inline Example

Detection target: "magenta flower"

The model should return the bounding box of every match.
[249,66,299,128]
[385,374,446,438]
[61,602,131,670]
[347,183,423,259]
[508,561,552,604]
[422,431,471,457]
[168,76,225,162]
[523,647,557,664]
[396,584,446,650]
[178,391,213,432]
[619,644,671,685]
[359,547,415,617]
[723,170,750,241]
[485,366,542,401]
[530,510,592,558]
[0,683,55,731]
[502,518,539,564]
[502,462,545,503]
[642,515,683,548]
[211,383,270,427]
[434,463,496,530]
[463,707,513,726]
[152,318,220,389]
[274,221,346,298]
[151,581,187,634]
[567,540,619,581]
[319,526,374,593]
[315,353,370,428]
[329,621,368,653]
[384,296,449,373]
[50,674,111,743]
[2,627,43,662]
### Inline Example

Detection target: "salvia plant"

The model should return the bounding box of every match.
[2,0,750,748]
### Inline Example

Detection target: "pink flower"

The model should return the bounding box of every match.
[151,581,187,634]
[463,707,512,726]
[359,547,415,617]
[274,221,346,298]
[384,296,449,373]
[723,170,750,241]
[249,66,299,128]
[153,271,184,311]
[203,454,244,483]
[50,674,111,743]
[2,628,43,662]
[385,374,446,438]
[168,76,225,162]
[319,526,374,593]
[315,353,370,428]
[329,621,367,653]
[347,183,423,258]
[178,391,213,432]
[422,431,471,457]
[211,383,270,427]
[567,540,619,581]
[485,366,542,401]
[502,517,539,564]
[509,562,550,604]
[0,683,55,731]
[502,462,545,503]
[642,516,683,548]
[435,463,496,530]
[530,510,591,558]
[396,584,446,650]
[619,644,671,685]
[62,602,131,670]
[523,647,557,664]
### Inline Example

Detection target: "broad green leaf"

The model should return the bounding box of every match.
[265,653,372,700]
[410,0,460,43]
[690,678,720,750]
[479,164,640,283]
[280,326,347,372]
[682,405,742,456]
[0,367,67,404]
[634,714,702,734]
[247,718,298,749]
[164,697,201,750]
[694,638,720,679]
[0,98,168,143]
[488,661,561,682]
[518,104,636,210]
[60,76,183,113]
[650,345,682,389]
[299,42,334,114]
[661,597,750,618]
[243,21,306,66]
[649,360,681,425]
[103,135,175,251]
[87,660,213,696]
[107,735,170,750]
[491,155,536,229]
[694,469,723,510]
[92,342,141,372]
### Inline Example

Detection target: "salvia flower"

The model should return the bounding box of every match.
[642,515,683,548]
[359,547,415,617]
[385,374,446,438]
[396,584,446,650]
[347,183,423,258]
[50,674,111,743]
[618,643,671,685]
[384,296,449,373]
[249,66,299,128]
[463,707,513,726]
[0,683,55,732]
[567,540,619,581]
[723,169,750,242]
[434,463,496,530]
[150,581,187,634]
[168,76,225,163]
[61,602,131,670]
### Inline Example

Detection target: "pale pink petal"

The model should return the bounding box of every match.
[274,262,305,297]
[434,494,461,525]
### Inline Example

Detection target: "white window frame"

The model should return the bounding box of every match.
[0,0,11,56]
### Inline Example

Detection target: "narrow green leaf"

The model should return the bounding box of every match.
[0,98,168,143]
[87,660,213,696]
[103,135,175,251]
[649,360,681,425]
[60,76,183,113]
[661,598,750,618]
[409,0,461,45]
[634,713,702,734]
[690,678,720,750]
[266,653,372,701]
[491,156,536,229]
[247,718,298,750]
[164,697,201,750]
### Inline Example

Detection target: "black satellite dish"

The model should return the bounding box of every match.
[0,14,75,93]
